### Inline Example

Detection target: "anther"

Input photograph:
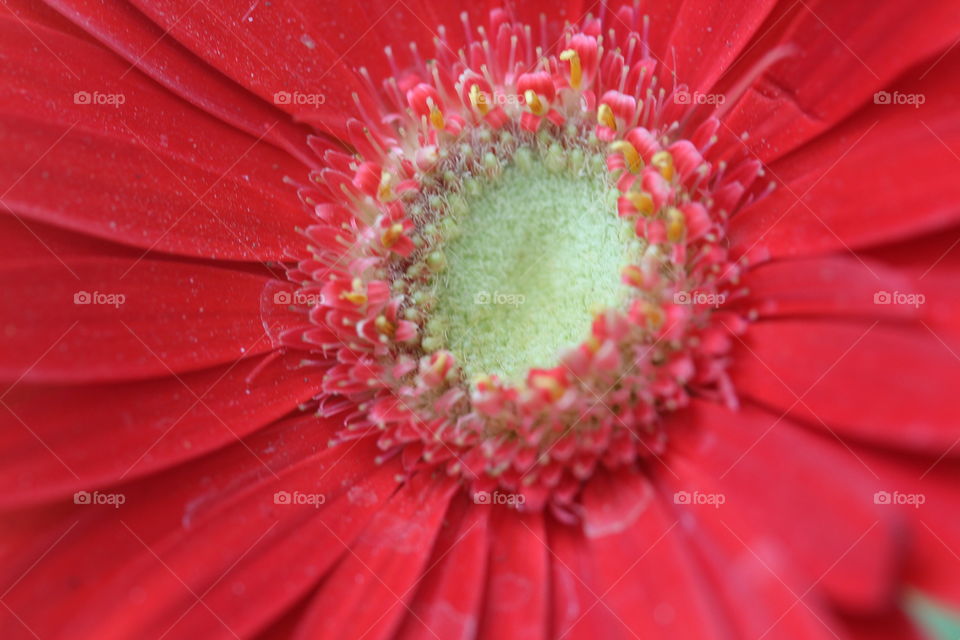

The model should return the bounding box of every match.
[651,150,675,181]
[559,49,582,89]
[469,84,490,116]
[598,103,617,131]
[381,222,405,248]
[610,140,642,173]
[340,278,368,306]
[427,98,445,130]
[524,90,546,116]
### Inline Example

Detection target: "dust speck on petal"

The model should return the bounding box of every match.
[347,485,378,507]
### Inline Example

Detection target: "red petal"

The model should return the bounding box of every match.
[732,320,960,455]
[669,400,904,612]
[126,0,376,140]
[4,0,93,38]
[656,459,846,639]
[0,351,325,506]
[0,17,310,261]
[740,254,918,321]
[861,228,960,350]
[0,427,396,640]
[0,213,139,262]
[45,0,317,165]
[477,507,550,640]
[861,452,960,607]
[581,467,733,638]
[0,257,275,383]
[156,453,402,639]
[549,517,633,639]
[716,0,960,163]
[663,0,777,94]
[746,230,960,355]
[294,473,457,640]
[395,493,490,640]
[234,0,486,85]
[838,609,925,640]
[730,47,960,258]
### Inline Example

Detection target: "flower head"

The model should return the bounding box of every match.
[271,14,771,516]
[1,1,960,639]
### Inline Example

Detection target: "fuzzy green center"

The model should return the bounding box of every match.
[428,155,632,383]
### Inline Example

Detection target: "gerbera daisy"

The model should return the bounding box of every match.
[1,0,959,638]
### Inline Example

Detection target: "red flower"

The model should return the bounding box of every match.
[1,1,959,639]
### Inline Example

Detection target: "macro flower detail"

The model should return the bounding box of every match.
[1,1,959,640]
[271,13,768,516]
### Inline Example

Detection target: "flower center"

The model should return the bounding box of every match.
[271,8,770,514]
[427,149,632,383]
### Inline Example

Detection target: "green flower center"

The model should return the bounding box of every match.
[427,151,634,383]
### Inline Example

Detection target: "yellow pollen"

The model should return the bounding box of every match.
[530,373,566,401]
[380,222,404,248]
[643,302,666,330]
[472,373,493,389]
[597,103,617,131]
[427,98,445,130]
[559,49,582,89]
[626,189,655,216]
[429,351,450,376]
[469,84,490,116]
[666,207,685,242]
[524,89,546,116]
[622,264,645,288]
[651,150,675,181]
[377,171,394,202]
[610,140,642,173]
[340,278,367,306]
[374,314,395,336]
[585,335,602,354]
